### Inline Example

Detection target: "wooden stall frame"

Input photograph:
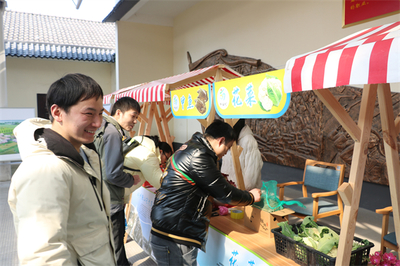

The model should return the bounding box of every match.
[315,84,400,266]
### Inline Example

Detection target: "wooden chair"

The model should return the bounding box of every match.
[375,206,398,254]
[277,159,345,225]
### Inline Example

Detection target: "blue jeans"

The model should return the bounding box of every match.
[150,234,198,266]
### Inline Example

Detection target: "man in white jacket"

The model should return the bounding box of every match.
[220,119,263,190]
[8,74,117,265]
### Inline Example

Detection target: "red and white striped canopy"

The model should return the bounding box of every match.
[103,64,242,104]
[284,21,400,93]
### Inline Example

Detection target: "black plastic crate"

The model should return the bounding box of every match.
[271,223,374,266]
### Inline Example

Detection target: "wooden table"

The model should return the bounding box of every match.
[210,212,299,266]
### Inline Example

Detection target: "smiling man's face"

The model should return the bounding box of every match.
[51,96,104,151]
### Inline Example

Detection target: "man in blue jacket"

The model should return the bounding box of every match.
[94,97,141,266]
[150,120,261,266]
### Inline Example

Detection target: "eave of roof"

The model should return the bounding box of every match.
[103,0,140,23]
[4,11,116,63]
[4,41,115,62]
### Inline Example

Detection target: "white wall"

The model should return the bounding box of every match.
[116,21,174,139]
[170,0,400,142]
[6,57,115,115]
[116,21,173,89]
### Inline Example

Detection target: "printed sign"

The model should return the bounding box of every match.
[126,186,157,261]
[343,0,400,27]
[170,85,211,119]
[214,69,290,119]
[197,225,271,266]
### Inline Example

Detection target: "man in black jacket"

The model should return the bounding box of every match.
[150,120,261,266]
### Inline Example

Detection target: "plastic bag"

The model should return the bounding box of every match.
[253,180,305,213]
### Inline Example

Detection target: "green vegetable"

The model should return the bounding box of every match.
[301,216,319,230]
[278,221,302,242]
[317,234,338,254]
[277,216,368,256]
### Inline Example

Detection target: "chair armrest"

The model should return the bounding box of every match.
[277,181,304,201]
[277,181,304,188]
[376,206,393,215]
[311,190,338,198]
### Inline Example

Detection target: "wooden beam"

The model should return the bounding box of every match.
[145,102,156,135]
[166,113,174,122]
[153,103,165,141]
[377,83,400,253]
[314,89,361,142]
[395,116,400,135]
[138,102,149,136]
[335,84,377,266]
[157,102,174,150]
[197,119,208,128]
[337,182,353,206]
[205,68,223,127]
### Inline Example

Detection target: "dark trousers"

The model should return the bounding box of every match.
[111,209,130,266]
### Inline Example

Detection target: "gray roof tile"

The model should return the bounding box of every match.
[3,11,116,62]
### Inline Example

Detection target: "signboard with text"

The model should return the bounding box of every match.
[197,226,271,266]
[214,69,290,119]
[171,85,211,119]
[343,0,400,27]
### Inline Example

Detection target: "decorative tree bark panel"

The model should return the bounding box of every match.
[188,49,275,74]
[249,91,324,168]
[188,49,400,185]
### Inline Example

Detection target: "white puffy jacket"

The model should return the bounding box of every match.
[123,136,163,203]
[8,118,116,266]
[220,125,263,190]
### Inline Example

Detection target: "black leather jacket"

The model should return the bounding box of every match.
[150,132,254,251]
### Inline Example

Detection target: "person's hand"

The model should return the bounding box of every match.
[132,174,141,185]
[249,188,261,202]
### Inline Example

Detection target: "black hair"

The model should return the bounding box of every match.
[144,135,160,148]
[204,120,236,144]
[159,142,172,154]
[111,97,141,116]
[233,119,246,142]
[144,135,172,154]
[46,73,103,122]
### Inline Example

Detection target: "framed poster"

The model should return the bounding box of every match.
[343,0,400,27]
[0,108,36,161]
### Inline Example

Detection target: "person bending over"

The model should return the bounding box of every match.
[150,120,261,266]
[123,135,172,201]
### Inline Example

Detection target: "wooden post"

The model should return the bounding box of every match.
[335,84,377,266]
[153,103,165,141]
[138,103,149,136]
[157,102,175,151]
[144,103,156,135]
[377,83,400,252]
